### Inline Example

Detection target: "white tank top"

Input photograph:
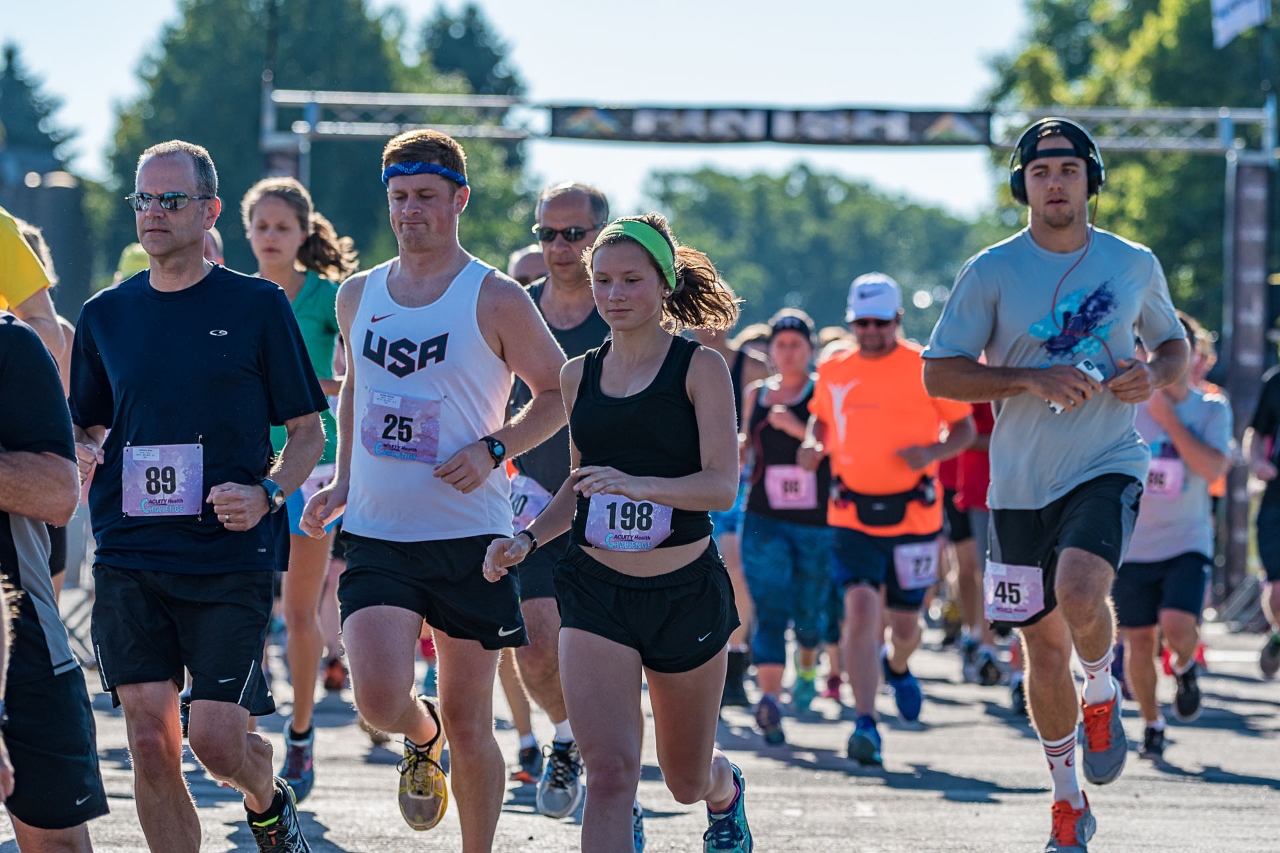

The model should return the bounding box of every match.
[343,258,513,541]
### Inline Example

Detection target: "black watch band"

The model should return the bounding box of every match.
[516,529,538,556]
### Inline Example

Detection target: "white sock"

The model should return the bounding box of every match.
[519,732,537,750]
[1172,655,1195,675]
[1079,650,1116,705]
[552,718,574,744]
[1041,732,1084,808]
[1148,716,1165,732]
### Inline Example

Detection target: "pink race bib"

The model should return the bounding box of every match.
[893,540,940,590]
[1146,457,1184,499]
[764,464,818,511]
[360,390,440,464]
[510,473,553,530]
[584,495,673,551]
[121,444,204,517]
[984,561,1046,623]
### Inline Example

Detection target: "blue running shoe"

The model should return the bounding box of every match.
[881,654,923,723]
[633,799,646,853]
[280,722,316,804]
[846,715,882,766]
[753,695,785,745]
[703,764,752,852]
[791,674,817,713]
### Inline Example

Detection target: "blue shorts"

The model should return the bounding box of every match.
[710,479,749,540]
[1113,551,1210,628]
[286,489,336,537]
[740,513,833,665]
[830,527,939,612]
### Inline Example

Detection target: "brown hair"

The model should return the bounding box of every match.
[1177,309,1216,362]
[241,177,358,280]
[585,213,740,331]
[15,218,57,286]
[381,129,467,188]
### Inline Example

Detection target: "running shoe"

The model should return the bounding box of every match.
[720,650,751,708]
[280,723,316,803]
[1172,661,1202,722]
[703,764,752,852]
[537,740,585,818]
[1079,678,1127,785]
[397,697,448,830]
[179,687,192,739]
[846,715,882,766]
[1010,673,1028,717]
[357,714,391,746]
[510,744,543,784]
[821,673,843,701]
[753,695,785,745]
[881,654,923,723]
[1045,795,1095,852]
[248,776,312,852]
[976,647,1003,687]
[322,657,347,692]
[940,600,963,647]
[632,799,646,853]
[791,674,817,713]
[1260,632,1280,679]
[1138,725,1165,760]
[960,637,980,683]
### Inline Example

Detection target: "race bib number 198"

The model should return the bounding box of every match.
[361,391,441,464]
[584,495,673,551]
[122,444,204,517]
[984,561,1046,623]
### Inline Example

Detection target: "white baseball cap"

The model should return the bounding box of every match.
[846,272,902,323]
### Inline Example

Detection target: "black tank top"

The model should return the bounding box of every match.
[570,336,712,548]
[745,379,831,527]
[729,349,746,428]
[510,281,611,493]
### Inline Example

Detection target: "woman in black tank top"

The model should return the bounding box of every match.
[483,214,756,851]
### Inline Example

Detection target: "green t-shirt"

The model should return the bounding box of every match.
[271,271,340,465]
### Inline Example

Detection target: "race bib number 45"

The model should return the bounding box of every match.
[893,540,940,591]
[984,561,1046,623]
[361,391,440,464]
[122,444,204,517]
[584,495,673,551]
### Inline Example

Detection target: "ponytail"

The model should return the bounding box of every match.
[298,212,359,280]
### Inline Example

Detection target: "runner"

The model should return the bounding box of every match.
[1244,354,1280,677]
[300,129,566,852]
[204,224,225,264]
[1115,315,1231,759]
[71,140,326,852]
[739,309,833,744]
[483,212,753,853]
[798,272,974,766]
[0,205,67,362]
[0,249,108,853]
[954,402,1003,685]
[508,243,549,286]
[508,182,611,820]
[242,176,359,803]
[923,118,1188,852]
[692,316,768,707]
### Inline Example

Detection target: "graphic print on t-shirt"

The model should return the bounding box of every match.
[1028,281,1118,370]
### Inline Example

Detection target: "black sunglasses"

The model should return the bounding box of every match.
[532,224,602,244]
[125,192,214,212]
[852,318,894,329]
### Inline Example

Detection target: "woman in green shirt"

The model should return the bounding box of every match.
[243,176,358,804]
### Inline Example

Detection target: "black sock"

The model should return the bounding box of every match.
[247,789,284,822]
[289,724,313,741]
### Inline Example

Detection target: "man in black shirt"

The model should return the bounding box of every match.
[70,140,326,853]
[1246,366,1280,676]
[0,310,107,851]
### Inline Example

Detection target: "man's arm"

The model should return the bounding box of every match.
[1145,391,1231,482]
[1106,337,1189,404]
[0,585,12,802]
[0,452,77,527]
[11,288,68,364]
[923,355,1103,409]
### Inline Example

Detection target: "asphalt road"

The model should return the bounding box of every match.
[5,622,1277,852]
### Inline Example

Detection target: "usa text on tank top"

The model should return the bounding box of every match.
[344,258,513,542]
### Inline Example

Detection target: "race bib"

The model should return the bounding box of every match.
[510,473,553,530]
[584,495,673,551]
[300,463,336,505]
[893,540,940,591]
[1146,457,1185,499]
[984,561,1047,623]
[122,444,204,517]
[764,464,818,511]
[360,390,440,464]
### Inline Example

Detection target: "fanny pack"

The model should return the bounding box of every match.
[832,476,937,527]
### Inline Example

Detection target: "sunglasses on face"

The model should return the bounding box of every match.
[852,318,894,329]
[532,224,601,244]
[125,192,214,212]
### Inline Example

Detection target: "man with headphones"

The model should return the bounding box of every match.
[922,118,1188,852]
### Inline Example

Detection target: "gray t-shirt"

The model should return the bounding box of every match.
[1125,389,1232,563]
[924,228,1183,510]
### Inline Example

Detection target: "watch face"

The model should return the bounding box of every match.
[493,440,505,458]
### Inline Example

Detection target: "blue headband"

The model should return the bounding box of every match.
[381,161,468,187]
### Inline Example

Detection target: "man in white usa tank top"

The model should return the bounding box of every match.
[301,129,566,852]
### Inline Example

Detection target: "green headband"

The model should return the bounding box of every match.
[596,220,677,291]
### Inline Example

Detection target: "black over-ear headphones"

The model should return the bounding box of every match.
[1008,117,1105,205]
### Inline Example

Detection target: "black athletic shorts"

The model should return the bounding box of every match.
[518,531,567,602]
[1254,488,1280,582]
[989,473,1142,628]
[1113,551,1210,628]
[46,522,67,578]
[330,520,347,562]
[3,669,108,830]
[943,488,972,543]
[339,532,527,649]
[91,564,275,715]
[554,542,740,673]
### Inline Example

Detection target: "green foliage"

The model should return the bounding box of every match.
[419,3,524,97]
[0,43,73,167]
[646,166,985,342]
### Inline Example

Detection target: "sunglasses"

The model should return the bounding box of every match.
[125,192,214,212]
[852,318,894,329]
[532,224,601,244]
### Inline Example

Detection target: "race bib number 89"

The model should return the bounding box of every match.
[984,561,1046,623]
[584,495,673,551]
[361,390,440,464]
[122,444,204,517]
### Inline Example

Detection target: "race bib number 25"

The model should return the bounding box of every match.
[360,391,440,464]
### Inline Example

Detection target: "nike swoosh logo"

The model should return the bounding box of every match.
[698,632,713,642]
[218,677,237,683]
[76,795,92,805]
[371,313,394,323]
[498,626,521,637]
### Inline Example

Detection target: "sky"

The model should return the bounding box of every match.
[1,0,1028,218]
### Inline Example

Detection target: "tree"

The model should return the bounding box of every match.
[419,4,524,97]
[647,165,992,342]
[989,0,1277,330]
[0,43,73,179]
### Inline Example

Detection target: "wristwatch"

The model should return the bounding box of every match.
[516,528,539,556]
[258,478,286,514]
[481,435,506,469]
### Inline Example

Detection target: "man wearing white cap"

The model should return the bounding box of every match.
[798,273,974,766]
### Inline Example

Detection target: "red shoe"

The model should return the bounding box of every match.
[1047,795,1096,851]
[821,673,842,701]
[323,656,348,691]
[1161,645,1173,677]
